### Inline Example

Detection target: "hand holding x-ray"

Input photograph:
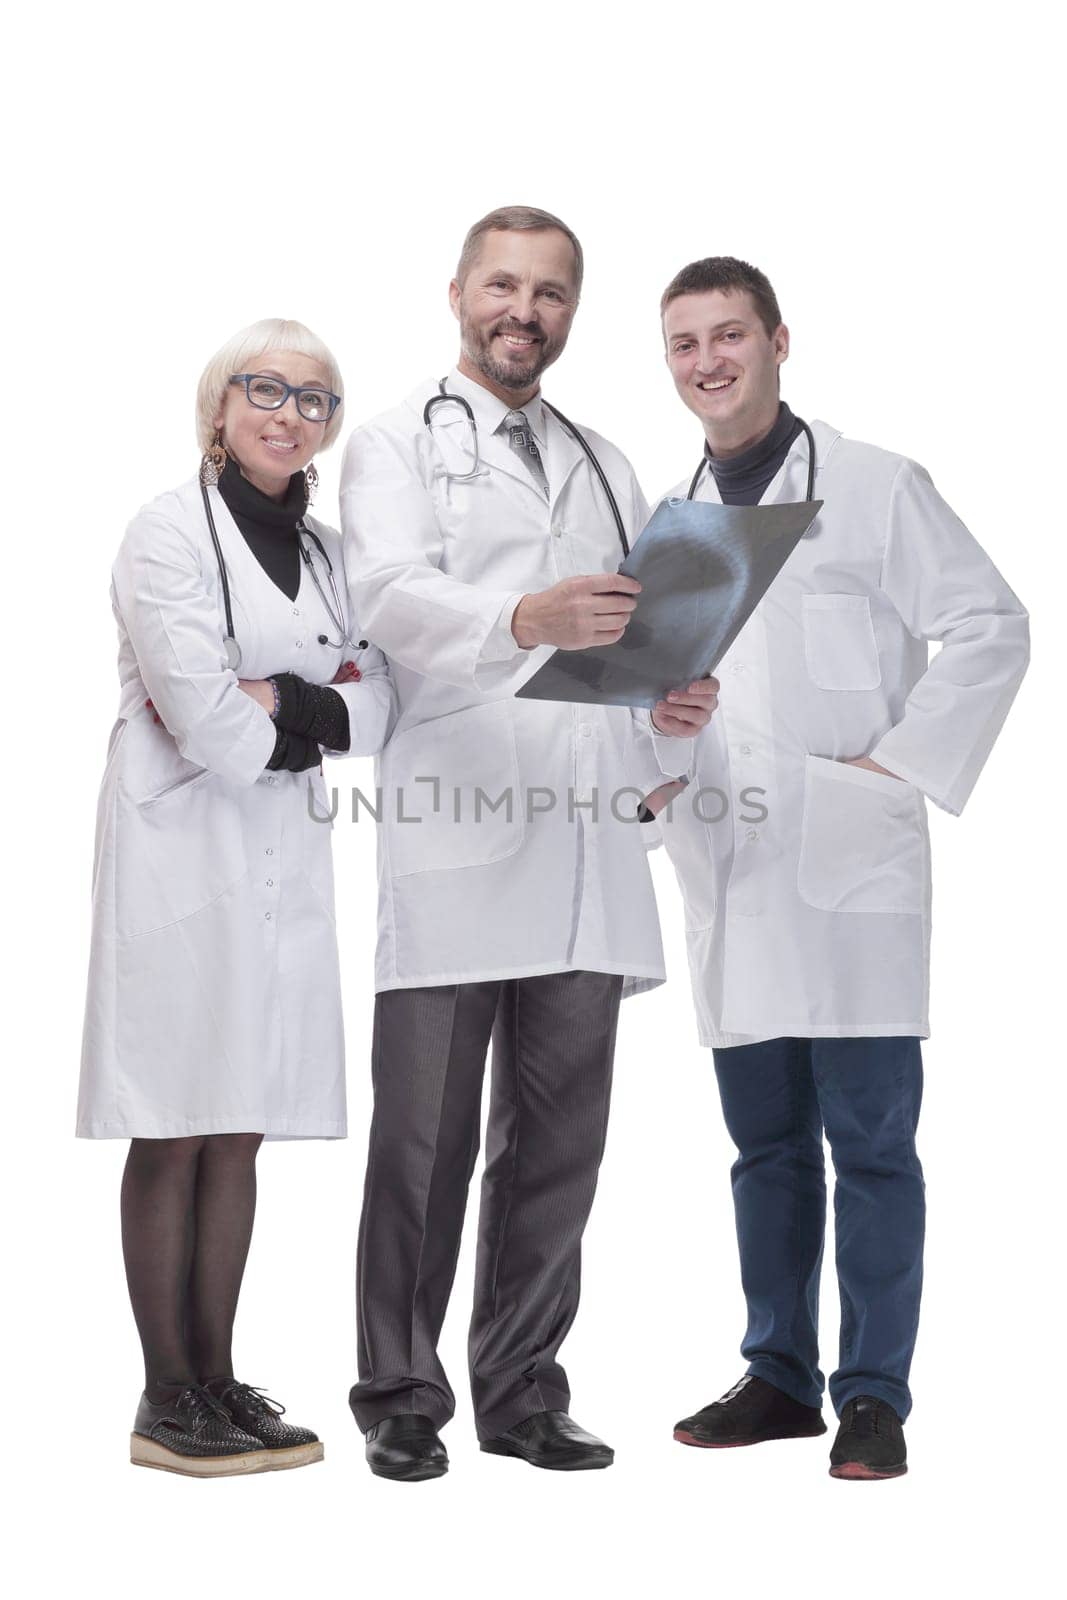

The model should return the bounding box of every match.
[512,572,643,650]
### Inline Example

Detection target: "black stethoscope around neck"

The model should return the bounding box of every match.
[686,418,817,504]
[423,378,631,558]
[200,482,365,672]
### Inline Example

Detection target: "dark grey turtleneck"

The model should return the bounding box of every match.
[705,402,803,505]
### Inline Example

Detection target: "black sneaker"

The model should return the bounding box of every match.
[829,1396,907,1480]
[203,1378,323,1471]
[674,1375,827,1448]
[130,1384,268,1476]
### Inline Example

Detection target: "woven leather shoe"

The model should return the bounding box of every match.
[365,1415,448,1481]
[204,1378,323,1471]
[674,1375,827,1448]
[481,1410,614,1471]
[829,1396,907,1479]
[130,1384,268,1476]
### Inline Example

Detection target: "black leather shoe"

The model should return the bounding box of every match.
[674,1375,827,1448]
[481,1410,614,1471]
[203,1378,323,1471]
[130,1384,268,1476]
[365,1414,448,1481]
[829,1396,907,1480]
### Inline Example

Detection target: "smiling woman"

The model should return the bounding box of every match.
[76,315,395,1478]
[196,318,347,458]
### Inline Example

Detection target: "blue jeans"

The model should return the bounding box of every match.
[712,1036,925,1420]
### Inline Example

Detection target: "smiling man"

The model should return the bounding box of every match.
[339,208,715,1481]
[650,256,1029,1479]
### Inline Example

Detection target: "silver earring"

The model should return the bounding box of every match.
[305,461,319,503]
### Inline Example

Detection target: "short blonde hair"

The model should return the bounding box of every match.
[195,317,345,454]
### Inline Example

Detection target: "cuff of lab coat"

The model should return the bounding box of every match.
[866,737,963,816]
[480,592,527,663]
[208,709,279,787]
[328,672,395,758]
[638,707,694,781]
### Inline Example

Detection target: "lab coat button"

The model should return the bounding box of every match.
[740,744,752,756]
[266,776,277,786]
[731,663,745,675]
[292,607,300,616]
[264,912,272,921]
[265,847,273,855]
[266,879,274,887]
[580,724,592,737]
[746,828,759,841]
[295,640,304,648]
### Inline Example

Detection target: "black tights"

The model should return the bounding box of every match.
[120,1133,263,1403]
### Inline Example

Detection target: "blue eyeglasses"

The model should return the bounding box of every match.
[230,373,342,422]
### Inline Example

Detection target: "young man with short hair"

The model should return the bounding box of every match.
[650,256,1028,1478]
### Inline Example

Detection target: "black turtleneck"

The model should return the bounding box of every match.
[217,457,307,600]
[704,402,803,506]
[215,460,351,769]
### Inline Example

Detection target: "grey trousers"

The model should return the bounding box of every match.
[349,969,624,1440]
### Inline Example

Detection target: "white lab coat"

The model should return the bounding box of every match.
[339,369,680,994]
[656,421,1029,1047]
[77,476,393,1138]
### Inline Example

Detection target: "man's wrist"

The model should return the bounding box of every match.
[511,595,539,650]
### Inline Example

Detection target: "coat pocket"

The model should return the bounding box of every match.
[302,770,337,918]
[114,723,247,937]
[384,700,524,877]
[137,766,212,807]
[797,754,926,914]
[662,804,720,932]
[802,593,881,691]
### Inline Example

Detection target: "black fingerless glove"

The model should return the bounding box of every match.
[271,673,351,752]
[266,725,324,773]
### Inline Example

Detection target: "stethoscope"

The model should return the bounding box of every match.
[200,482,367,673]
[686,418,817,504]
[423,378,631,558]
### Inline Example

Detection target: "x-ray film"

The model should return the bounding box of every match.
[516,496,823,709]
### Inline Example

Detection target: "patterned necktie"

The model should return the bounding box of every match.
[501,409,550,498]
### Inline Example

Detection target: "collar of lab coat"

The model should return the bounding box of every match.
[689,418,843,505]
[413,367,584,506]
[446,371,592,512]
[182,475,327,623]
[442,365,547,448]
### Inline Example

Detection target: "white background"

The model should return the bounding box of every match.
[5,1,1061,1595]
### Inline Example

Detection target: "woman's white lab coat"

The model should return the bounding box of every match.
[77,476,393,1139]
[656,421,1029,1047]
[339,369,679,995]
